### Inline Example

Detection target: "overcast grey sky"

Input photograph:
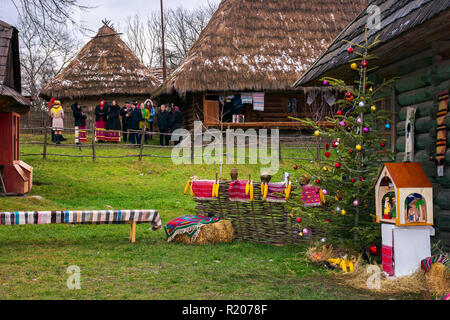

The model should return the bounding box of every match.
[0,0,211,35]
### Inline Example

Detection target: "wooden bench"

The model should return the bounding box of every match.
[0,210,162,243]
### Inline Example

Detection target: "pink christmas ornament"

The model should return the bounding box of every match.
[339,121,346,126]
[322,189,328,195]
[302,228,310,235]
[363,127,370,133]
[353,200,359,207]
[356,117,362,124]
[323,80,328,86]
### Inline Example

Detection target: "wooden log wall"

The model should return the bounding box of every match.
[393,49,450,250]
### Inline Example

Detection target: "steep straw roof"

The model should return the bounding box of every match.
[294,0,450,86]
[40,22,160,100]
[154,0,369,97]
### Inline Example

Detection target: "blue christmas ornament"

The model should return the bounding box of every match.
[385,123,391,130]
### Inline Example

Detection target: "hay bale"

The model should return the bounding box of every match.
[425,263,450,297]
[173,220,234,245]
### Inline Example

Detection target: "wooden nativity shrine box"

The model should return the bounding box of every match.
[375,163,435,277]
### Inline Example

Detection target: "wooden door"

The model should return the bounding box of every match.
[203,99,219,125]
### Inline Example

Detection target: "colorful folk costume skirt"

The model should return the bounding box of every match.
[95,120,107,142]
[106,130,121,143]
[75,126,87,144]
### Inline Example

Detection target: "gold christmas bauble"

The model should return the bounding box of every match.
[350,63,358,70]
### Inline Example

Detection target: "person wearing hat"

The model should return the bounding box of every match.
[94,98,109,142]
[50,100,65,145]
[71,102,87,145]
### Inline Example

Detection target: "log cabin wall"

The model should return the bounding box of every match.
[386,48,450,251]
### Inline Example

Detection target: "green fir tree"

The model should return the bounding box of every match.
[288,33,396,252]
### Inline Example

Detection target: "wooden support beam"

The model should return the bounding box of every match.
[129,221,136,243]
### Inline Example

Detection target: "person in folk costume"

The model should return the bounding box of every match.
[157,104,171,146]
[106,100,122,143]
[128,102,143,145]
[144,99,155,141]
[120,101,132,143]
[71,102,87,145]
[94,99,109,142]
[170,106,183,145]
[47,97,56,142]
[50,100,65,145]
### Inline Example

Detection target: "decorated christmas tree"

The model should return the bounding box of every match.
[288,33,396,252]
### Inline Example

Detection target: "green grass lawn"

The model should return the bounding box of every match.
[0,136,421,299]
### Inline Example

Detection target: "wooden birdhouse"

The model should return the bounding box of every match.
[375,163,433,227]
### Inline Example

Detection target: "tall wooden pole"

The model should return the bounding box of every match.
[161,0,167,81]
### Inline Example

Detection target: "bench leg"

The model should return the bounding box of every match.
[130,221,136,243]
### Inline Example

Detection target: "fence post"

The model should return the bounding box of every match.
[139,125,145,161]
[91,117,96,162]
[43,119,48,160]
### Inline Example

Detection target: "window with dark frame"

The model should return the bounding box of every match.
[375,95,395,153]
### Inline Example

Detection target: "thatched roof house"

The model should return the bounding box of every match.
[0,20,30,114]
[40,22,160,106]
[293,0,450,250]
[153,0,369,129]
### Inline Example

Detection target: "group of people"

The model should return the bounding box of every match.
[48,98,183,146]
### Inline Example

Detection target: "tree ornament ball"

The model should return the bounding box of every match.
[369,245,380,256]
[347,47,354,53]
[359,176,365,181]
[356,117,362,124]
[298,232,303,237]
[385,123,391,130]
[315,179,320,184]
[359,101,365,107]
[380,142,386,148]
[337,110,343,116]
[363,127,370,133]
[340,209,347,216]
[289,213,294,218]
[302,228,310,235]
[293,165,298,170]
[321,238,326,243]
[322,189,328,195]
[314,130,320,137]
[296,217,302,223]
[326,219,331,223]
[349,149,354,154]
[323,80,328,86]
[346,126,352,132]
[345,92,354,102]
[350,63,358,70]
[361,60,368,68]
[351,178,356,183]
[353,200,359,207]
[339,120,346,127]
[323,166,328,171]
[371,105,377,112]
[335,163,341,169]
[356,144,362,151]
[326,245,330,249]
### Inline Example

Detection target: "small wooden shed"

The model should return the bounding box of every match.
[375,163,433,227]
[0,20,33,194]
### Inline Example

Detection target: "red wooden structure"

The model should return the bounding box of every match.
[0,20,33,194]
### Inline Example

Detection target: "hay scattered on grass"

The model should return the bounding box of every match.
[425,263,450,297]
[173,220,234,245]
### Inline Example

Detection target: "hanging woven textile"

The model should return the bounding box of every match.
[403,107,417,162]
[436,90,449,176]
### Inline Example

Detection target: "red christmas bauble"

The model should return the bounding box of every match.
[325,143,330,150]
[347,47,354,53]
[337,110,343,116]
[293,165,298,170]
[359,176,365,181]
[380,142,386,148]
[326,219,331,223]
[369,245,380,256]
[361,61,367,68]
[324,151,331,158]
[315,179,320,184]
[345,91,352,98]
[296,217,302,223]
[335,163,341,169]
[349,149,354,154]
[326,245,330,249]
[351,178,356,183]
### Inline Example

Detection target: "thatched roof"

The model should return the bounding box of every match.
[294,0,450,87]
[153,0,369,97]
[40,22,160,100]
[0,20,30,114]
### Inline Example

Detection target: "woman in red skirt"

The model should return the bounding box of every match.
[94,99,109,142]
